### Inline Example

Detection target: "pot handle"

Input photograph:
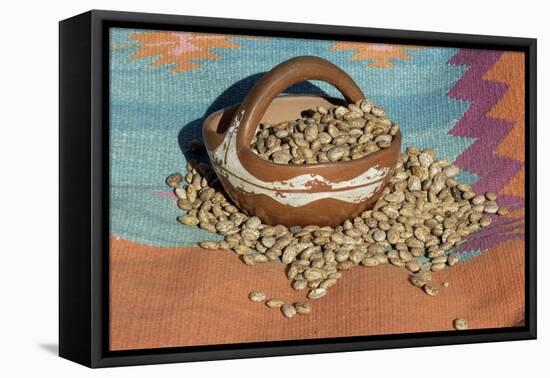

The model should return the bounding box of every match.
[233,56,365,152]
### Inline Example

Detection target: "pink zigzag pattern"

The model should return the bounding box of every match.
[447,49,524,253]
[447,49,523,194]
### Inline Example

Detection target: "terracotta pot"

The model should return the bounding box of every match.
[203,56,401,227]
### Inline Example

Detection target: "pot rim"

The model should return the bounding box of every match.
[204,94,401,172]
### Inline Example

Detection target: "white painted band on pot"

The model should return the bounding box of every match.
[211,110,390,207]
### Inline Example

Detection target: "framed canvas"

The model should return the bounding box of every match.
[59,9,537,368]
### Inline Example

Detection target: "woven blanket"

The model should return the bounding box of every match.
[109,28,525,350]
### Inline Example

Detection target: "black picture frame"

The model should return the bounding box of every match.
[59,9,537,368]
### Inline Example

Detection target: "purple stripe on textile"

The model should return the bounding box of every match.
[447,49,523,194]
[457,231,524,254]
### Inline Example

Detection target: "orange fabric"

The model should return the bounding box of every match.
[331,42,422,68]
[484,52,525,163]
[109,237,524,351]
[129,32,240,73]
[500,169,526,199]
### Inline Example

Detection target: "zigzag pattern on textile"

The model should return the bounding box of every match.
[447,50,525,254]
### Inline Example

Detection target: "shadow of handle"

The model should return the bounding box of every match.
[178,68,332,161]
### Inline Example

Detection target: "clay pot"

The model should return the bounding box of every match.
[203,56,401,227]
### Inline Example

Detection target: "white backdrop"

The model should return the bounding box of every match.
[0,0,546,376]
